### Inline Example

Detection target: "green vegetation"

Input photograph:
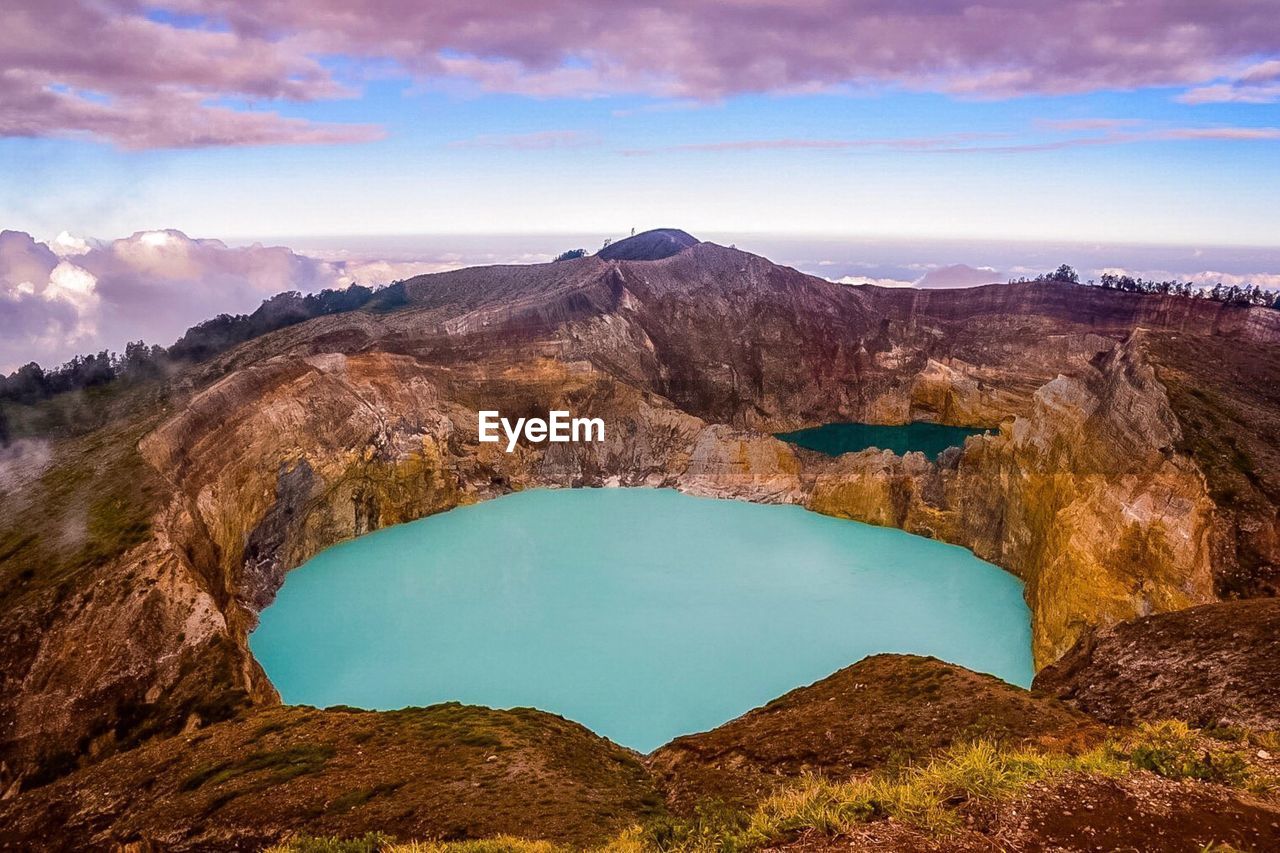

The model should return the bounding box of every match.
[0,409,166,600]
[0,281,430,440]
[265,833,394,853]
[253,719,294,740]
[395,840,566,853]
[270,837,576,853]
[380,702,543,751]
[267,836,569,853]
[181,744,336,792]
[726,722,1266,846]
[641,801,747,851]
[1117,720,1252,787]
[325,782,404,815]
[0,285,383,418]
[1010,264,1280,309]
[736,739,1126,844]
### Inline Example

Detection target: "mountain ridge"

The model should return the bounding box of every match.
[0,237,1277,849]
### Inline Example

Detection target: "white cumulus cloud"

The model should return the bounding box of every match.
[0,228,466,373]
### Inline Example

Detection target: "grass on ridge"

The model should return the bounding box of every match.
[266,721,1272,853]
[738,738,1126,844]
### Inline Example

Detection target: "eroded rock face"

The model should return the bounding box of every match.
[810,336,1218,666]
[1033,599,1280,730]
[1145,333,1280,599]
[0,240,1275,794]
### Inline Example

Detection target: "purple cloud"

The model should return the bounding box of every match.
[0,81,384,149]
[0,0,378,148]
[0,230,97,369]
[2,1,1278,148]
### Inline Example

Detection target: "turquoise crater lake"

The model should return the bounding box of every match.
[777,421,989,460]
[251,488,1033,752]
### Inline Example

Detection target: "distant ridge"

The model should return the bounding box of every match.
[597,228,698,261]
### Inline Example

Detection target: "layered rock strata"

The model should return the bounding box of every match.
[1,237,1276,794]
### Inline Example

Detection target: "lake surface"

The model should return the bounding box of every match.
[777,421,989,460]
[251,488,1033,752]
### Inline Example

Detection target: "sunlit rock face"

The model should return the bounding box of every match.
[1,234,1277,792]
[810,336,1217,666]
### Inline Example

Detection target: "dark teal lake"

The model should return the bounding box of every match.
[776,422,989,460]
[251,488,1033,752]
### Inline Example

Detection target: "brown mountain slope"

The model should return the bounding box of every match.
[3,654,1276,852]
[1034,598,1280,729]
[0,703,662,851]
[650,655,1103,812]
[0,237,1276,802]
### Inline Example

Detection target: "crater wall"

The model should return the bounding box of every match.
[0,244,1272,793]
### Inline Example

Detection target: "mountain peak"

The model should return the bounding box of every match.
[597,228,698,261]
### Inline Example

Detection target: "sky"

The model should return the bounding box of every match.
[2,1,1280,370]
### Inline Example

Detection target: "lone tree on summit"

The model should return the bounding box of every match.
[1048,264,1079,283]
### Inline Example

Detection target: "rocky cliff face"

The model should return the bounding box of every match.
[0,237,1275,795]
[809,335,1218,665]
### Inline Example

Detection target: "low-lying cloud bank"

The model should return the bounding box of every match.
[4,230,1279,375]
[831,262,1280,293]
[835,264,1002,289]
[0,229,460,373]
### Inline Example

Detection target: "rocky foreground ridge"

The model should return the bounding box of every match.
[3,651,1279,851]
[0,230,1278,848]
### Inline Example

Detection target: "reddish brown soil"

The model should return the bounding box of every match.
[651,654,1103,812]
[0,704,662,852]
[777,773,1280,852]
[1008,774,1280,852]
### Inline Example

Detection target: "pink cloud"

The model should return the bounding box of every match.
[1179,60,1280,104]
[834,275,915,288]
[836,264,1002,289]
[0,0,376,148]
[1034,118,1146,131]
[0,77,383,148]
[622,132,1005,155]
[1158,127,1280,141]
[448,130,599,149]
[1,2,1278,148]
[621,125,1280,156]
